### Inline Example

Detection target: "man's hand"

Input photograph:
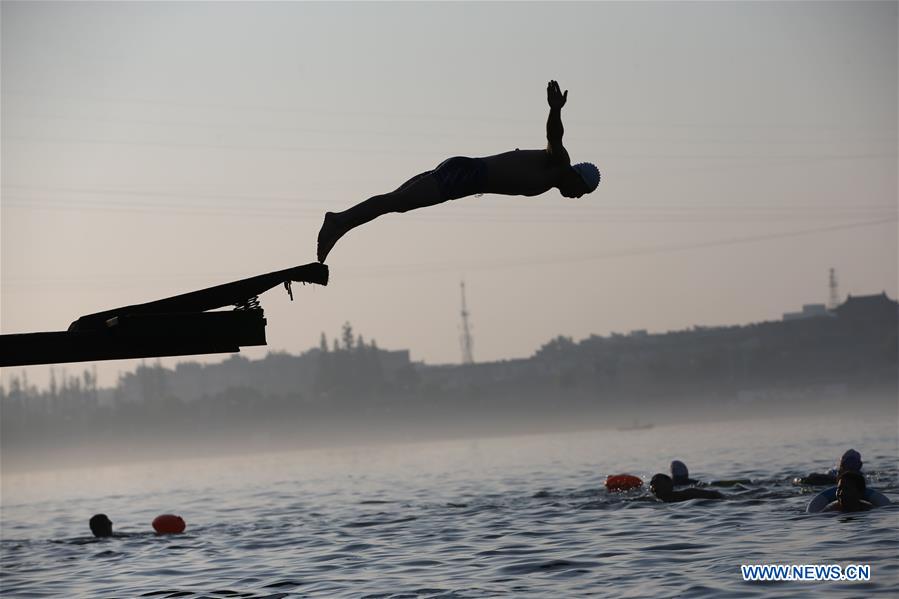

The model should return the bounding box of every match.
[547,80,567,110]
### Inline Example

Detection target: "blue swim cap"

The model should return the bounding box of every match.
[670,460,689,480]
[572,162,600,192]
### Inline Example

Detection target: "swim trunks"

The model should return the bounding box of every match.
[432,156,488,201]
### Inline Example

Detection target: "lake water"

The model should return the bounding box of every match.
[2,415,897,597]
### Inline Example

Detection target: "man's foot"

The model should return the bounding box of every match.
[317,211,347,263]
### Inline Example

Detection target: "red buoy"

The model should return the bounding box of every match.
[152,514,186,534]
[605,474,643,492]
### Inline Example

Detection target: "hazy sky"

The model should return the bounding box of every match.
[2,1,896,388]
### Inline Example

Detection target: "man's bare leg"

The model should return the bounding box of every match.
[317,173,444,263]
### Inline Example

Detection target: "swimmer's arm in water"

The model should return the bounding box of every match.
[822,500,874,513]
[674,488,725,502]
[75,531,143,543]
[865,488,892,507]
[672,477,701,487]
[797,473,838,486]
[545,80,571,167]
[709,479,752,488]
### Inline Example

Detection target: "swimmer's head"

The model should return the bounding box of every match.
[572,162,601,193]
[559,162,600,198]
[836,471,866,512]
[838,449,862,474]
[670,460,689,482]
[89,514,113,538]
[650,473,674,498]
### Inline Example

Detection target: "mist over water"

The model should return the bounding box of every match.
[2,412,897,597]
[4,297,896,474]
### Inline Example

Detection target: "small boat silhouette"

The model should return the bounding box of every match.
[617,420,654,431]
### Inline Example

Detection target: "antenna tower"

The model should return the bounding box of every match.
[828,268,840,311]
[459,281,474,364]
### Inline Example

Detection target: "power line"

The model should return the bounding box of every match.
[1,184,319,204]
[4,217,895,286]
[5,109,896,146]
[0,134,442,158]
[4,183,896,213]
[4,133,896,163]
[4,196,892,225]
[5,89,895,135]
[336,217,899,278]
[1,89,532,125]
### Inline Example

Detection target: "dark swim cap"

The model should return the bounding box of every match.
[839,449,862,473]
[89,514,113,538]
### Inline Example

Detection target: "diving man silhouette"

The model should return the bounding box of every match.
[316,81,600,263]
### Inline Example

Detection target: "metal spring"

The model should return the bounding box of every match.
[235,295,261,311]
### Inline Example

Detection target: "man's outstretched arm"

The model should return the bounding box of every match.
[546,80,571,167]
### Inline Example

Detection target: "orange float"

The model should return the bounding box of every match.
[605,474,643,492]
[152,514,186,534]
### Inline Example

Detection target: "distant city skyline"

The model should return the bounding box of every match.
[2,287,894,393]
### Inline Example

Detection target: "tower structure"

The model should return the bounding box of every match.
[828,268,840,311]
[459,280,474,365]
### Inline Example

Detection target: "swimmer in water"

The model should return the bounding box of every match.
[88,513,140,538]
[89,514,113,538]
[805,454,891,513]
[670,460,699,486]
[824,471,873,513]
[650,474,724,503]
[797,448,863,486]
